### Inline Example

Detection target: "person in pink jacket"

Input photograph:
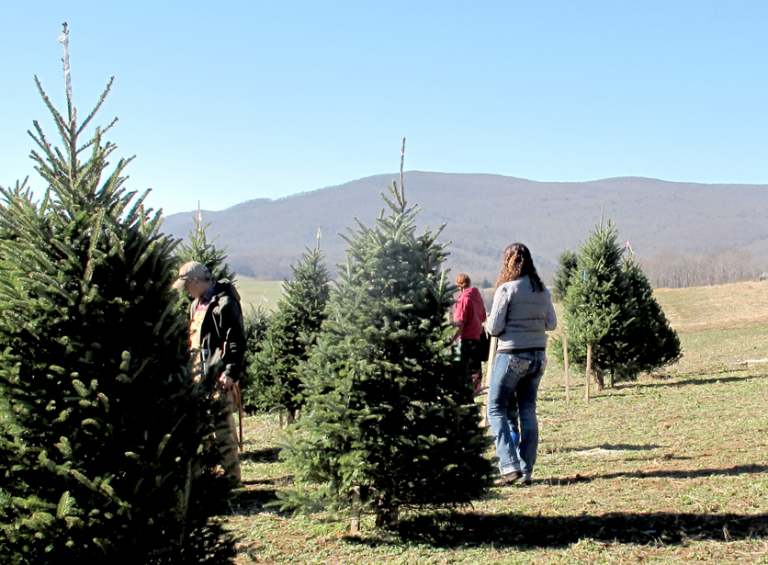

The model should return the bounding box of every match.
[452,274,487,393]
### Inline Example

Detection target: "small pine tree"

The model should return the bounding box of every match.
[245,247,330,418]
[239,302,271,413]
[618,254,682,379]
[176,211,233,282]
[0,77,234,563]
[558,221,681,385]
[560,222,627,388]
[281,152,492,529]
[552,249,578,302]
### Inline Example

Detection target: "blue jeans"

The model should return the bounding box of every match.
[487,350,546,477]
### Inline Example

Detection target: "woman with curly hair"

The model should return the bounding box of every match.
[486,243,557,486]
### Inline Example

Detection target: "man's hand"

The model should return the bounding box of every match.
[218,374,234,390]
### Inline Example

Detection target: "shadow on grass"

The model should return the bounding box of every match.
[564,443,663,453]
[629,369,768,389]
[378,510,768,548]
[234,474,294,516]
[231,487,280,516]
[240,447,281,463]
[545,463,768,485]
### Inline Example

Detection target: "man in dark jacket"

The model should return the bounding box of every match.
[173,261,246,481]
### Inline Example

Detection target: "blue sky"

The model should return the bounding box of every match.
[2,1,767,215]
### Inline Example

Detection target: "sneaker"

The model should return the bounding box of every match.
[520,477,532,486]
[494,470,523,486]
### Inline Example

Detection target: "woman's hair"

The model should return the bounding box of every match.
[455,273,471,290]
[495,243,545,292]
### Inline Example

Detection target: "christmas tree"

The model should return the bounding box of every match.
[176,208,233,282]
[0,67,234,563]
[246,246,330,419]
[618,254,682,379]
[281,143,492,529]
[558,221,680,385]
[239,302,271,413]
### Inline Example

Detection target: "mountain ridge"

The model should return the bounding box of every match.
[161,172,768,282]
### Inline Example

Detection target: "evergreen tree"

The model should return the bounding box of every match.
[559,222,629,387]
[245,247,330,417]
[0,77,234,563]
[552,249,578,302]
[558,221,681,384]
[239,302,271,413]
[281,160,492,529]
[176,211,233,282]
[618,254,682,379]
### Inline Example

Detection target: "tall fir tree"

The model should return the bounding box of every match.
[558,221,680,385]
[245,246,330,417]
[0,75,234,563]
[281,149,492,528]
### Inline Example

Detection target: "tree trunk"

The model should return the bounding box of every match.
[593,367,604,391]
[374,497,399,530]
[608,369,614,388]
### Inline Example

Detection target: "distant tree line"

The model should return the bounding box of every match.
[641,249,763,289]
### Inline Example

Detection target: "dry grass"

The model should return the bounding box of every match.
[226,281,768,564]
[655,281,768,333]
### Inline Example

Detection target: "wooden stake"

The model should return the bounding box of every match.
[480,336,498,428]
[563,333,570,404]
[585,344,593,403]
[350,485,361,534]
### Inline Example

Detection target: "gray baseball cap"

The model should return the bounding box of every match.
[172,261,211,289]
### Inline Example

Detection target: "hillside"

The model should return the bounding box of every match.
[162,173,768,281]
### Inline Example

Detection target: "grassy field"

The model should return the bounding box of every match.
[234,277,284,312]
[227,281,768,564]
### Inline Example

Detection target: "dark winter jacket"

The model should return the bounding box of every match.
[189,280,246,383]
